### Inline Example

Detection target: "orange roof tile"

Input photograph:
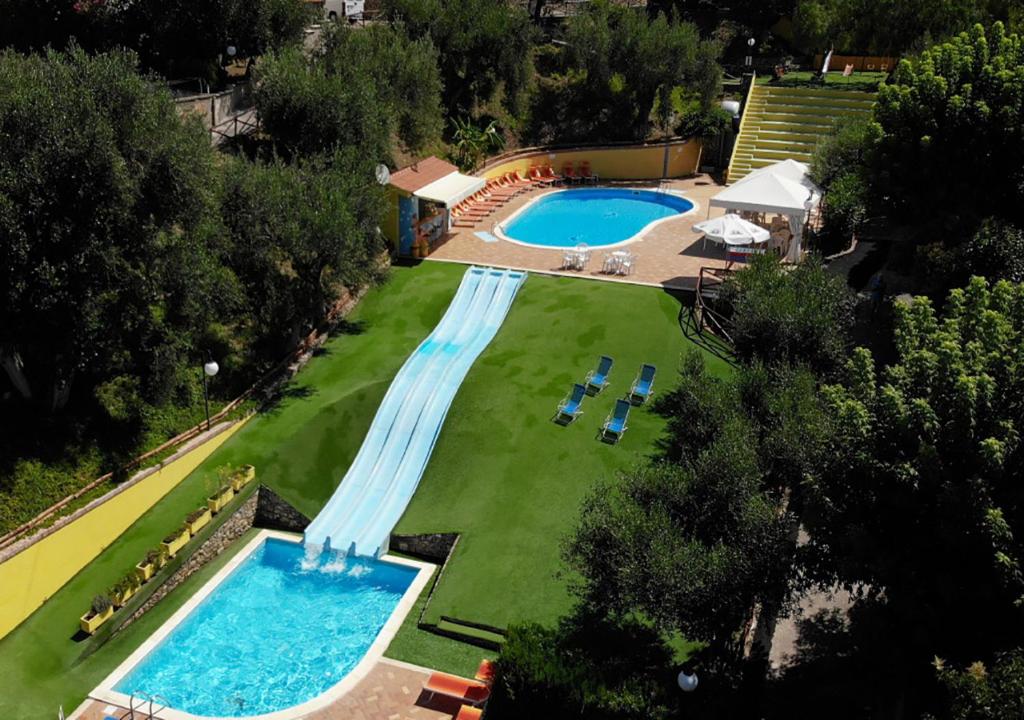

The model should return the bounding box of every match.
[389,156,459,194]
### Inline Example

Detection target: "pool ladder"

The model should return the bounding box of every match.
[124,691,168,719]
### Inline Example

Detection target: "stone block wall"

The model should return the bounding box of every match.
[255,486,310,532]
[390,532,458,562]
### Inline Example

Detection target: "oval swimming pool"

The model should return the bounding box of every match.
[497,188,694,248]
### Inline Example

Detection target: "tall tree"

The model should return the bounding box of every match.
[529,0,721,143]
[566,354,807,663]
[381,0,537,119]
[0,47,220,411]
[255,24,443,161]
[220,150,387,358]
[803,277,1024,710]
[793,0,1009,56]
[0,0,311,81]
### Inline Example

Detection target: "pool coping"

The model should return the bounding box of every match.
[87,529,435,720]
[492,186,701,250]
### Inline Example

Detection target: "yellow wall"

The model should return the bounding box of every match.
[382,187,404,247]
[481,140,702,182]
[0,421,246,640]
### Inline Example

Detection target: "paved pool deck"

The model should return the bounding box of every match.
[426,174,731,290]
[71,658,468,720]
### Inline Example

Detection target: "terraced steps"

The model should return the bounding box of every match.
[727,85,876,184]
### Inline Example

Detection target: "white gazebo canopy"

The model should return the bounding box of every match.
[710,160,823,262]
[693,213,770,246]
[734,158,815,188]
[710,172,818,214]
[414,172,486,207]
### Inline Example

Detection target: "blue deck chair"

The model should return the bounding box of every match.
[629,364,656,404]
[584,355,614,395]
[602,399,631,442]
[555,383,586,424]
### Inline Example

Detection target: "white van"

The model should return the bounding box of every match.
[323,0,364,22]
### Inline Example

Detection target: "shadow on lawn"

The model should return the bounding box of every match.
[261,383,317,416]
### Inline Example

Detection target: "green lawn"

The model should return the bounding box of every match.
[755,70,886,93]
[0,261,729,715]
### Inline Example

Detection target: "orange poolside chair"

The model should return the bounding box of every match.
[578,160,598,184]
[562,162,579,184]
[503,171,532,188]
[528,166,558,185]
[455,706,483,720]
[423,671,491,706]
[485,178,520,196]
[540,164,563,184]
[474,659,497,685]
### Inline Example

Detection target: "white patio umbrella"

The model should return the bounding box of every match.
[693,213,770,247]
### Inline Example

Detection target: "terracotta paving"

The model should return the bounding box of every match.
[427,174,731,290]
[73,660,466,720]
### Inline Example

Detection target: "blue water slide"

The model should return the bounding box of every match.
[349,268,525,556]
[303,266,486,549]
[303,266,526,555]
[314,268,503,553]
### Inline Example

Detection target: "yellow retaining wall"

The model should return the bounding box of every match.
[0,421,246,640]
[481,139,702,182]
[382,186,404,247]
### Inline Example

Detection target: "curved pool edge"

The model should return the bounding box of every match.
[88,529,435,720]
[492,186,701,250]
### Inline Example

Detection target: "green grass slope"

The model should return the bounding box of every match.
[0,262,729,713]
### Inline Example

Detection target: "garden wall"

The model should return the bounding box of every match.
[480,138,702,181]
[0,420,247,641]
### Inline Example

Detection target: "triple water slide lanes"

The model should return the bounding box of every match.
[303,266,526,558]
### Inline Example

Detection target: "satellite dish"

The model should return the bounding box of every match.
[374,164,391,186]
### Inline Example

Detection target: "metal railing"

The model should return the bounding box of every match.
[127,691,169,719]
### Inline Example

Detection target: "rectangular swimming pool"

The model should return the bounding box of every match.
[98,532,430,718]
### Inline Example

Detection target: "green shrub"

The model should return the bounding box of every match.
[489,613,675,720]
[959,218,1024,284]
[90,594,112,616]
[821,171,868,240]
[724,254,854,375]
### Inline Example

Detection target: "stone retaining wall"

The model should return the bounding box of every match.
[390,532,458,562]
[255,486,311,532]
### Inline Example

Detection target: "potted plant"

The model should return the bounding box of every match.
[230,464,256,492]
[136,548,166,582]
[185,506,212,534]
[110,574,140,608]
[207,484,234,514]
[161,524,191,558]
[80,594,114,635]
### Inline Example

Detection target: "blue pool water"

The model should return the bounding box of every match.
[499,188,694,248]
[115,538,416,717]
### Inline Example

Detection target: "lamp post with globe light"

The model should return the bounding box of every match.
[746,37,755,68]
[202,358,219,431]
[678,668,699,693]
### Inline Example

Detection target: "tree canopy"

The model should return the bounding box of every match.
[0,47,220,412]
[0,0,311,81]
[528,0,721,144]
[381,0,536,120]
[792,0,1010,56]
[254,24,443,161]
[803,277,1024,698]
[723,255,854,376]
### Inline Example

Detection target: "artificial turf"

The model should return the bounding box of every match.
[0,261,729,715]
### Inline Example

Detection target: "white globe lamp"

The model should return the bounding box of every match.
[677,670,699,693]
